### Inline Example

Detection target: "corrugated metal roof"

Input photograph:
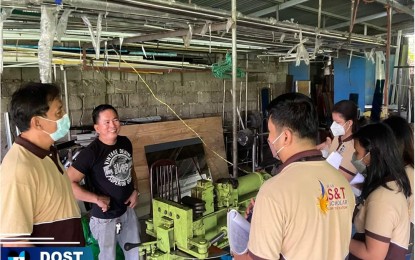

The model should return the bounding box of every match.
[1,0,413,67]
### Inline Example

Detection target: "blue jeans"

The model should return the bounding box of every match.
[90,208,141,260]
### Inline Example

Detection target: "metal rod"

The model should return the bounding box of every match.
[4,112,13,150]
[275,5,279,21]
[104,22,229,47]
[328,11,387,30]
[318,0,322,29]
[62,67,71,141]
[27,0,387,46]
[169,166,173,200]
[209,231,226,245]
[252,130,257,172]
[222,79,226,126]
[249,0,309,16]
[349,0,355,42]
[384,4,392,110]
[392,30,402,106]
[239,81,242,128]
[245,54,248,125]
[232,0,238,178]
[157,169,160,198]
[374,0,414,16]
[397,67,403,115]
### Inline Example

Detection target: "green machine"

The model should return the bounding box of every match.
[125,172,271,259]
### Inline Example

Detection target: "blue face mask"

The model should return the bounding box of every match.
[38,114,71,141]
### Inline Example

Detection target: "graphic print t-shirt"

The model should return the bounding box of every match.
[72,136,134,219]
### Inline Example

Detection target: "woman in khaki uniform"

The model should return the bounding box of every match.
[318,100,359,182]
[384,115,414,259]
[349,123,411,260]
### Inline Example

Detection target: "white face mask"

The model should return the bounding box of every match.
[268,131,285,161]
[330,121,346,137]
[351,186,362,197]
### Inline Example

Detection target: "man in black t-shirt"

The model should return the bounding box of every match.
[68,104,140,260]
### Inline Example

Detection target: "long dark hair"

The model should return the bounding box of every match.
[383,115,414,168]
[353,123,411,199]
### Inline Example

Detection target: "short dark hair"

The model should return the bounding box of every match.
[333,100,358,133]
[353,123,411,199]
[267,93,318,143]
[92,104,118,124]
[11,83,60,132]
[383,115,414,168]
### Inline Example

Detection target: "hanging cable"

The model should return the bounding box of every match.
[349,0,360,41]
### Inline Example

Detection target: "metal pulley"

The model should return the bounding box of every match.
[237,128,255,147]
[246,112,262,129]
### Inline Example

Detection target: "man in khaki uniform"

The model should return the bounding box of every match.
[235,93,355,260]
[0,83,84,247]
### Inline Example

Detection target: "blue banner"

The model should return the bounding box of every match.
[1,247,93,260]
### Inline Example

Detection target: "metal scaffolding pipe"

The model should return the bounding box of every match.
[232,0,238,178]
[61,66,71,141]
[40,0,227,20]
[318,0,322,29]
[349,0,355,37]
[29,0,387,47]
[375,0,414,16]
[102,22,228,48]
[249,0,310,17]
[4,112,13,151]
[236,18,385,46]
[245,54,248,125]
[327,11,389,30]
[384,4,392,110]
[391,30,402,106]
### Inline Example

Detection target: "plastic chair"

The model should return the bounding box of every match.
[149,159,181,212]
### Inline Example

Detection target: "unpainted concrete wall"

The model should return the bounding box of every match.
[0,56,288,160]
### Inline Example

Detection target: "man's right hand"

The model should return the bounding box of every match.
[316,137,332,150]
[96,195,110,212]
[245,198,255,222]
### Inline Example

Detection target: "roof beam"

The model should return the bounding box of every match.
[375,0,414,16]
[326,11,391,30]
[248,0,310,17]
[106,22,229,46]
[294,4,387,32]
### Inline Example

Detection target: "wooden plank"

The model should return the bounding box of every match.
[137,179,150,194]
[120,117,228,181]
[134,192,151,218]
[120,117,229,215]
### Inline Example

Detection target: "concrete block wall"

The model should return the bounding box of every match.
[0,56,288,160]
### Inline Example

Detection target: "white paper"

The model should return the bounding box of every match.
[321,148,329,158]
[350,172,365,185]
[351,186,362,197]
[227,209,250,255]
[326,151,343,170]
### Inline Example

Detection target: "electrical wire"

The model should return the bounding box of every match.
[349,0,360,35]
[92,48,251,175]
